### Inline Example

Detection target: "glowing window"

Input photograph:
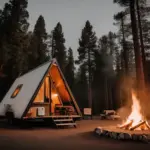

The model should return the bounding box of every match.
[11,84,23,98]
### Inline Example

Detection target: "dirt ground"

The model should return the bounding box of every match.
[0,119,149,150]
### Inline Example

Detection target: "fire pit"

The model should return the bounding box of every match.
[118,91,150,131]
[94,91,150,143]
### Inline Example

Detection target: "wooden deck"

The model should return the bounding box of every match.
[51,115,81,118]
[23,115,81,119]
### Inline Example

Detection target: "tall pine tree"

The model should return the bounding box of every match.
[52,22,66,73]
[28,15,49,70]
[0,0,29,79]
[0,0,29,100]
[74,63,88,110]
[65,47,75,90]
[77,20,97,109]
[114,0,145,92]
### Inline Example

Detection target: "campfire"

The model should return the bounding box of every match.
[95,90,150,142]
[118,91,150,131]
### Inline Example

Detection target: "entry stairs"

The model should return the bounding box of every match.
[52,116,77,128]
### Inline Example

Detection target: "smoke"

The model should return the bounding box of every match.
[140,87,150,119]
[116,75,150,119]
[117,107,131,121]
[99,54,150,119]
[101,54,115,78]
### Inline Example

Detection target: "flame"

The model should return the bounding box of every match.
[118,91,149,130]
[125,92,143,127]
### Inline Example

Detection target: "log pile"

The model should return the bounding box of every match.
[118,120,150,131]
[118,120,133,130]
[94,126,150,143]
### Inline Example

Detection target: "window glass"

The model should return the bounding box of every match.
[11,84,23,98]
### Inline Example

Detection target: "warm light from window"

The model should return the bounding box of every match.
[11,84,23,98]
[52,93,58,97]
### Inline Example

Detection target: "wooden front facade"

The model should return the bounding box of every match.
[24,63,78,119]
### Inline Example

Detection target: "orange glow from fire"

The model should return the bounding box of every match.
[119,91,150,130]
[125,92,143,128]
[52,93,58,97]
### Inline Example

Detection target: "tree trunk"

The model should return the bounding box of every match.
[88,48,92,110]
[121,50,124,72]
[105,76,109,109]
[121,15,130,104]
[108,81,113,109]
[129,0,145,91]
[136,0,146,83]
[51,31,55,58]
[121,17,129,76]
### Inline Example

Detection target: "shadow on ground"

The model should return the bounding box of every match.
[0,119,58,130]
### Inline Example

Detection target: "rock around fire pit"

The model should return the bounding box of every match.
[94,126,150,143]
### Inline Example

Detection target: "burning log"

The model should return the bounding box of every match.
[145,121,150,130]
[141,124,146,130]
[130,121,145,131]
[118,91,150,131]
[119,120,133,130]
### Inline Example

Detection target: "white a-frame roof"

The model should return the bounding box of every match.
[0,59,81,119]
[0,59,54,118]
[0,58,81,119]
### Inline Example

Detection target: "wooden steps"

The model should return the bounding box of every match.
[56,123,77,126]
[52,116,77,128]
[54,119,73,122]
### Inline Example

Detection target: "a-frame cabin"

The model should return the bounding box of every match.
[0,59,81,127]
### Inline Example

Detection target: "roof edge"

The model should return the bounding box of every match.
[17,59,55,79]
[21,60,53,118]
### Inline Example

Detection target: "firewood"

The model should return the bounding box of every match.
[140,124,146,130]
[145,121,150,130]
[119,120,133,130]
[130,121,145,131]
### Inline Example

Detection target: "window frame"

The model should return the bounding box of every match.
[11,84,23,98]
